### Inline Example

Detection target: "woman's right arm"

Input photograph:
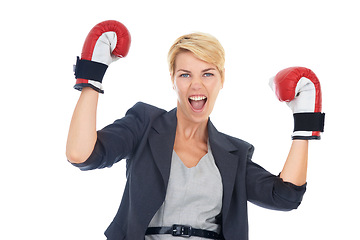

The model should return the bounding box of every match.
[66,20,131,164]
[66,88,99,164]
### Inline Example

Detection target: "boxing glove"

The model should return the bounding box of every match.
[73,20,131,93]
[269,67,325,140]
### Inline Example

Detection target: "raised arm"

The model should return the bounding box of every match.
[270,67,325,186]
[66,20,131,164]
[280,140,308,186]
[66,88,99,163]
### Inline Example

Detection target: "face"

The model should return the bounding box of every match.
[171,51,223,125]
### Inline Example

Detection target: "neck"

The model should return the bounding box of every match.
[176,111,208,142]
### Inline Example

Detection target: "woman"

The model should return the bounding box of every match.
[67,20,324,240]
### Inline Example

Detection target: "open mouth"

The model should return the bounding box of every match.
[188,95,207,111]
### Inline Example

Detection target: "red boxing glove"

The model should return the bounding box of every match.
[73,20,131,93]
[269,67,325,140]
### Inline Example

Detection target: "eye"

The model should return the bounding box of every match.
[203,72,214,77]
[180,73,190,78]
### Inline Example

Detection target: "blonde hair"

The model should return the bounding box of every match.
[168,32,225,82]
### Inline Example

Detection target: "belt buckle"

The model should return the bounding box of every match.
[172,224,192,237]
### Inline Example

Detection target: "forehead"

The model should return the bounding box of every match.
[174,51,216,71]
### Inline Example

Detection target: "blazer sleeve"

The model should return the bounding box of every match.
[70,102,165,171]
[245,146,307,211]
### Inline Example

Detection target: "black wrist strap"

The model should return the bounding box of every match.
[74,57,108,82]
[293,112,325,132]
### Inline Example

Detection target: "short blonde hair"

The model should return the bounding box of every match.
[168,32,225,82]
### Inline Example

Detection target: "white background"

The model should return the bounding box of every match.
[1,0,359,239]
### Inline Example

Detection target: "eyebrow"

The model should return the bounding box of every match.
[176,69,191,73]
[176,68,216,73]
[201,68,216,72]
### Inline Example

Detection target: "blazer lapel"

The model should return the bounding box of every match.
[208,120,239,221]
[148,110,239,221]
[148,108,177,188]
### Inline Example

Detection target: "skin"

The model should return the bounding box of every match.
[66,51,308,186]
[66,87,98,163]
[280,140,308,186]
[171,51,223,168]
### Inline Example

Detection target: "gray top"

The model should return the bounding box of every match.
[146,144,223,240]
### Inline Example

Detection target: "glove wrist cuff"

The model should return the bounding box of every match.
[74,57,108,83]
[73,57,108,93]
[292,112,325,140]
[293,112,325,132]
[74,82,104,93]
[292,134,321,140]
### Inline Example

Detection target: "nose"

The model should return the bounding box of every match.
[190,75,203,90]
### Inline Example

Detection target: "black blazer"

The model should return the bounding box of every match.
[72,102,306,240]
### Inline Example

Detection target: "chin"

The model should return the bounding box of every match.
[188,107,212,124]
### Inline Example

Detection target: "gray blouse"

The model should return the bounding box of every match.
[146,144,223,240]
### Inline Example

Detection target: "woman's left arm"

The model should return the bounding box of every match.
[280,140,308,186]
[270,67,325,186]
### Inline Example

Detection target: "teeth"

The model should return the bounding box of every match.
[189,96,207,101]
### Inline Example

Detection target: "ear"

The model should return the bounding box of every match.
[221,68,225,88]
[170,73,175,89]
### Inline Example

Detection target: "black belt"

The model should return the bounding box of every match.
[146,224,224,239]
